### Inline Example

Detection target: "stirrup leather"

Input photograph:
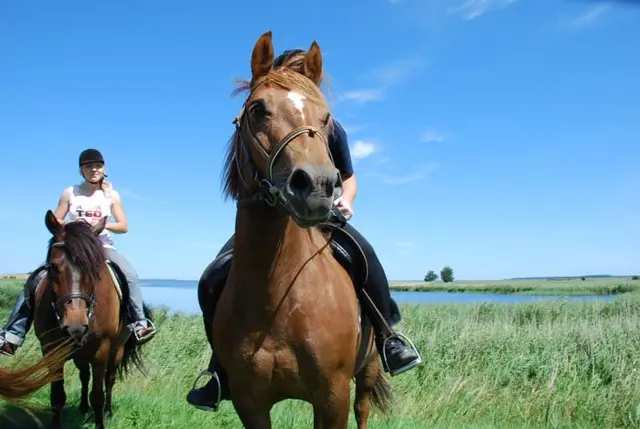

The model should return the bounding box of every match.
[189,369,222,412]
[381,332,423,377]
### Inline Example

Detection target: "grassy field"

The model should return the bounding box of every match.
[1,278,639,428]
[389,277,640,296]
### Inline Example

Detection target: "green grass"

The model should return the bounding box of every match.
[390,277,640,296]
[1,279,639,428]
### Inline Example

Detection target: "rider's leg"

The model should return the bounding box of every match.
[0,266,47,356]
[389,296,402,327]
[337,222,423,376]
[103,248,155,344]
[186,235,234,412]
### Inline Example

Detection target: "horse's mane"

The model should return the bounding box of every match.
[50,221,106,285]
[222,60,333,201]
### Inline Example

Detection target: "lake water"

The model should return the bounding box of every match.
[140,279,616,315]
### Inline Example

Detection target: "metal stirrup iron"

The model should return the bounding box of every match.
[190,369,222,412]
[381,331,424,377]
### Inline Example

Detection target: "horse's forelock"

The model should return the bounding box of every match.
[50,221,106,286]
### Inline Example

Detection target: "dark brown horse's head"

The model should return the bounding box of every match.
[44,210,107,345]
[223,31,341,227]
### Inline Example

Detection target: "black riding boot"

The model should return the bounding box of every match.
[186,238,234,412]
[186,356,230,412]
[338,222,423,376]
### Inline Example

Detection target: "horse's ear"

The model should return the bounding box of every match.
[45,210,61,236]
[92,216,108,236]
[251,30,274,82]
[304,41,323,86]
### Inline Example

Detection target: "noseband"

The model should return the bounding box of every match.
[46,241,96,329]
[231,83,338,212]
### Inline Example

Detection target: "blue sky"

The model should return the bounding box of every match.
[1,0,638,281]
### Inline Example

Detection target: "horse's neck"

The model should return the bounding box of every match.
[231,204,330,305]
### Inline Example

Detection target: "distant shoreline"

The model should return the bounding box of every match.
[0,273,28,280]
[1,274,636,283]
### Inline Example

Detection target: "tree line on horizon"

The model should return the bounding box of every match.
[424,266,454,283]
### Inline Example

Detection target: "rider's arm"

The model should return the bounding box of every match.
[341,174,358,207]
[330,120,358,206]
[53,188,71,224]
[106,190,129,234]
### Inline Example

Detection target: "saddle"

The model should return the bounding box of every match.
[201,220,369,298]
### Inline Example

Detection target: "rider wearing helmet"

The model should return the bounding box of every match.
[185,49,422,412]
[0,149,156,356]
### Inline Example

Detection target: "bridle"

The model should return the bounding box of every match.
[46,240,96,330]
[231,81,341,216]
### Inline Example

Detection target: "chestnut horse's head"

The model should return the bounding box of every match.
[223,31,341,227]
[44,210,107,345]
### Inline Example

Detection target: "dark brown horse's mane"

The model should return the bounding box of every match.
[50,220,106,285]
[221,64,333,201]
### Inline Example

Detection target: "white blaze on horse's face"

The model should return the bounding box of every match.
[287,91,307,121]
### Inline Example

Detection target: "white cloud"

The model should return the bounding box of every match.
[449,0,518,21]
[377,163,438,185]
[342,124,366,134]
[351,140,378,159]
[365,57,426,87]
[337,89,384,104]
[422,129,447,143]
[337,56,426,106]
[568,4,611,29]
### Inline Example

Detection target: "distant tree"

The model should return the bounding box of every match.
[424,270,438,282]
[632,275,639,281]
[441,266,454,283]
[581,277,586,281]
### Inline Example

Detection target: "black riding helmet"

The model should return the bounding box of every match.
[274,49,305,68]
[79,149,105,167]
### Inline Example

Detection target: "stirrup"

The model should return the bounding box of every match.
[133,319,157,342]
[381,331,423,377]
[0,333,17,357]
[189,369,222,412]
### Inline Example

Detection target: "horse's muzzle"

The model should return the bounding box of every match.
[284,163,340,225]
[63,323,89,345]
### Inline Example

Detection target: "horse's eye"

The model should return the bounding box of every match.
[47,263,60,277]
[322,112,331,126]
[249,100,268,118]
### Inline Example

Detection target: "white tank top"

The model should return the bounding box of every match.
[66,185,115,248]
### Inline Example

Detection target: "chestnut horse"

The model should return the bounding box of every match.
[211,31,392,428]
[0,211,150,428]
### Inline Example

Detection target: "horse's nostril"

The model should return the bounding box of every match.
[288,168,314,199]
[64,324,89,340]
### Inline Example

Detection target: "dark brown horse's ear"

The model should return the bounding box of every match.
[45,210,61,236]
[92,216,108,236]
[304,41,323,86]
[251,30,274,82]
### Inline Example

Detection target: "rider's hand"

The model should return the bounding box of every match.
[334,196,354,221]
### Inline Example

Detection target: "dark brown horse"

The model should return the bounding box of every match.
[211,30,392,428]
[0,211,149,428]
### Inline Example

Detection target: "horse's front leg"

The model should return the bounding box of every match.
[90,361,107,429]
[50,366,66,428]
[104,359,117,419]
[75,360,91,414]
